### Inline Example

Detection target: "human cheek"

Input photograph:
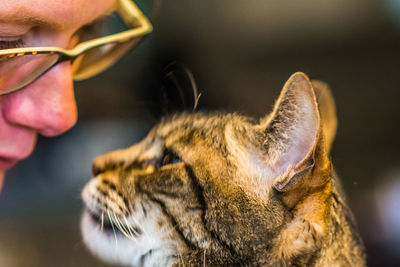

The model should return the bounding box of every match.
[0,98,37,169]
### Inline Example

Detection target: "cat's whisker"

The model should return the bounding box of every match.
[112,214,130,238]
[111,212,127,233]
[119,219,138,241]
[112,212,137,241]
[118,215,141,240]
[130,215,149,238]
[100,212,104,233]
[123,217,139,239]
[107,211,118,247]
[116,217,136,241]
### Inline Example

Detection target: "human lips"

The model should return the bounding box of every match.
[0,156,18,169]
[0,134,37,171]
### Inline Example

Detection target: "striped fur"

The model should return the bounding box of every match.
[81,73,366,266]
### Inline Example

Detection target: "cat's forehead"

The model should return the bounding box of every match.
[153,112,231,139]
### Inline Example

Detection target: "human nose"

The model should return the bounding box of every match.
[2,61,78,137]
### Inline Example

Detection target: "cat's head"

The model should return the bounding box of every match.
[81,72,337,266]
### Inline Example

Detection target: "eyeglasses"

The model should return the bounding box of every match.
[0,0,152,95]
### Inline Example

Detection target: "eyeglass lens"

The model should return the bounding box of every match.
[0,54,60,95]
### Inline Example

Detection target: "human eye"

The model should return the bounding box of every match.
[69,11,125,47]
[0,38,24,50]
[73,17,106,43]
[66,18,104,49]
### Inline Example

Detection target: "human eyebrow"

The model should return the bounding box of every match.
[0,14,62,31]
[0,4,117,31]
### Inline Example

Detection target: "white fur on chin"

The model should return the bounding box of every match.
[80,211,176,267]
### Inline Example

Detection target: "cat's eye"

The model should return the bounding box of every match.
[159,150,181,167]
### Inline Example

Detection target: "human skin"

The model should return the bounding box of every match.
[0,0,116,191]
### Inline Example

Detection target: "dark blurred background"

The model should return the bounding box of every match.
[1,0,400,266]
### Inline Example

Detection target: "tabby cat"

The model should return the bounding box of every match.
[81,72,366,266]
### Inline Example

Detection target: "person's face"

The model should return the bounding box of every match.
[0,0,116,190]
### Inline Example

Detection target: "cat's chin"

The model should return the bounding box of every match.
[80,211,176,267]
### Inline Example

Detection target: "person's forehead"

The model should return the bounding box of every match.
[0,0,117,31]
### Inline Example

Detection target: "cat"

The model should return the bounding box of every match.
[81,72,366,266]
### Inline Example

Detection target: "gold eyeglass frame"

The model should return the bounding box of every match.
[0,0,153,95]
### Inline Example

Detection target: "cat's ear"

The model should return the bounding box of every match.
[311,80,337,153]
[260,72,320,192]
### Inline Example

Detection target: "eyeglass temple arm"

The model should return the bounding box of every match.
[118,0,153,33]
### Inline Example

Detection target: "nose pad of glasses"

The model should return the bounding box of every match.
[71,53,86,75]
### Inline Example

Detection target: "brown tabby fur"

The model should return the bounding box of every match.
[81,72,366,266]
